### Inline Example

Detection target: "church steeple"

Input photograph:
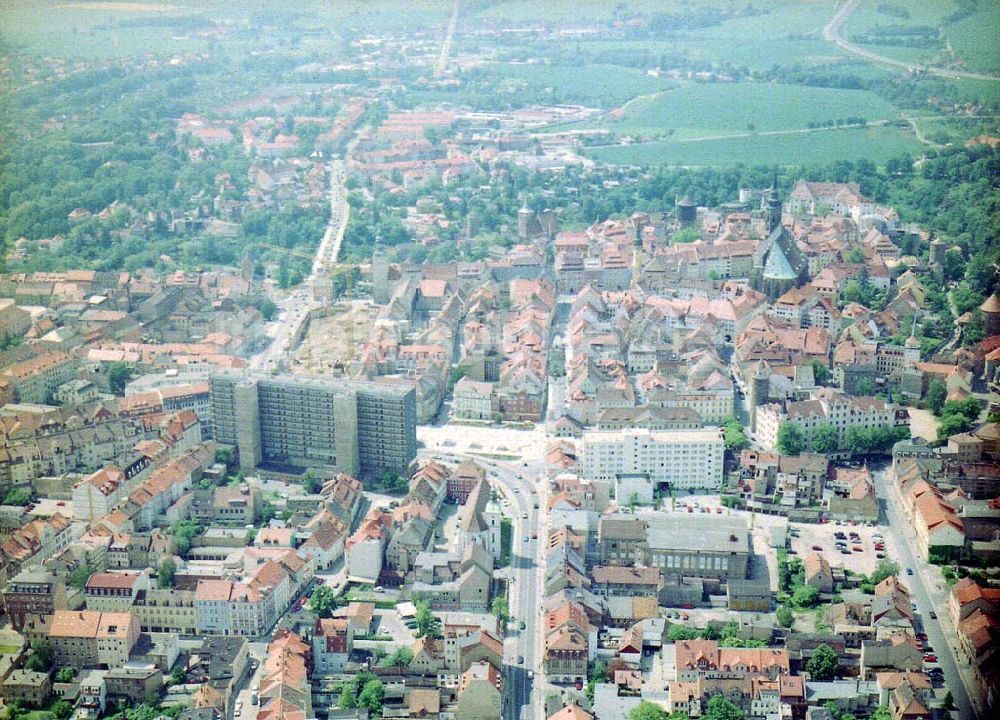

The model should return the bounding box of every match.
[763,170,782,235]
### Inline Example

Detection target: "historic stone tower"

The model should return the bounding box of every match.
[676,195,697,225]
[749,359,770,435]
[372,242,389,305]
[982,291,1000,338]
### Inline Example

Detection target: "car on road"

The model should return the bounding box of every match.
[527,670,534,679]
[523,536,529,542]
[520,621,526,630]
[929,610,937,619]
[522,512,528,519]
[812,545,823,551]
[517,655,524,664]
[907,567,914,575]
[923,654,938,663]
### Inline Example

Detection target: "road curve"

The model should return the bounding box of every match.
[823,0,1000,82]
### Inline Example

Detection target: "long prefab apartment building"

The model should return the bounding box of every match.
[210,373,416,479]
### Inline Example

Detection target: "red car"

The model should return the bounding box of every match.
[923,654,938,663]
[575,680,584,690]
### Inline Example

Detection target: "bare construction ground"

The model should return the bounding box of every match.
[290,302,377,375]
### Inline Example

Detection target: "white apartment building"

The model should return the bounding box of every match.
[755,388,897,452]
[581,428,725,499]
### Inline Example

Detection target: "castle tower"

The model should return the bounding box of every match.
[928,237,946,267]
[676,195,697,225]
[372,240,389,305]
[749,360,770,435]
[518,201,535,240]
[981,291,1000,338]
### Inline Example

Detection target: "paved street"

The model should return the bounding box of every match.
[418,434,548,720]
[872,466,981,720]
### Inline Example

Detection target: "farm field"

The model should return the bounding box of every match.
[488,62,675,108]
[558,82,901,140]
[843,0,1000,76]
[583,124,923,167]
[0,0,452,57]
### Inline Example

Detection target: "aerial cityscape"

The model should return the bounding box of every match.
[0,2,998,720]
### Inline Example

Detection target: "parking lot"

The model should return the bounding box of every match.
[787,520,887,576]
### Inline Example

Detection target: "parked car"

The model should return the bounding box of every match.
[923,654,938,663]
[907,567,914,575]
[929,611,937,619]
[517,655,524,664]
[812,545,823,551]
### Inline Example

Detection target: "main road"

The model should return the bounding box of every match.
[823,0,1000,82]
[872,466,981,719]
[417,442,548,720]
[249,157,350,371]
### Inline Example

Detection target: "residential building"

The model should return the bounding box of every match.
[84,571,149,612]
[581,428,724,497]
[46,610,140,669]
[210,373,416,478]
[2,568,70,630]
[454,660,503,720]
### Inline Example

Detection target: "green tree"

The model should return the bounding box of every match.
[668,623,700,642]
[811,424,840,453]
[381,647,413,668]
[308,584,338,618]
[937,413,974,441]
[170,521,203,558]
[806,643,839,681]
[214,448,232,467]
[26,640,53,672]
[871,559,900,584]
[923,379,947,415]
[68,564,94,590]
[869,707,892,720]
[158,558,176,589]
[628,702,671,720]
[808,360,832,386]
[414,601,441,638]
[942,691,954,710]
[107,361,131,395]
[491,596,510,624]
[2,487,32,506]
[55,667,76,683]
[792,585,820,608]
[776,605,794,628]
[705,694,746,720]
[776,423,805,455]
[358,678,384,712]
[256,499,277,525]
[303,471,323,494]
[338,684,359,709]
[52,700,74,720]
[723,417,748,451]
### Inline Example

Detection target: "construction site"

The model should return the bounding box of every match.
[288,300,378,376]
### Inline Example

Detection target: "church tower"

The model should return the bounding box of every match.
[904,313,921,367]
[763,172,782,235]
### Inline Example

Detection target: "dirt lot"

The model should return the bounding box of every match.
[291,303,377,374]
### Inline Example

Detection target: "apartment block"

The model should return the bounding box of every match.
[210,373,416,478]
[581,428,724,498]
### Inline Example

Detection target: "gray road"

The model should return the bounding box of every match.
[872,466,982,719]
[418,448,547,719]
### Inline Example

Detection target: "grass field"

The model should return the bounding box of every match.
[559,82,900,139]
[584,124,923,167]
